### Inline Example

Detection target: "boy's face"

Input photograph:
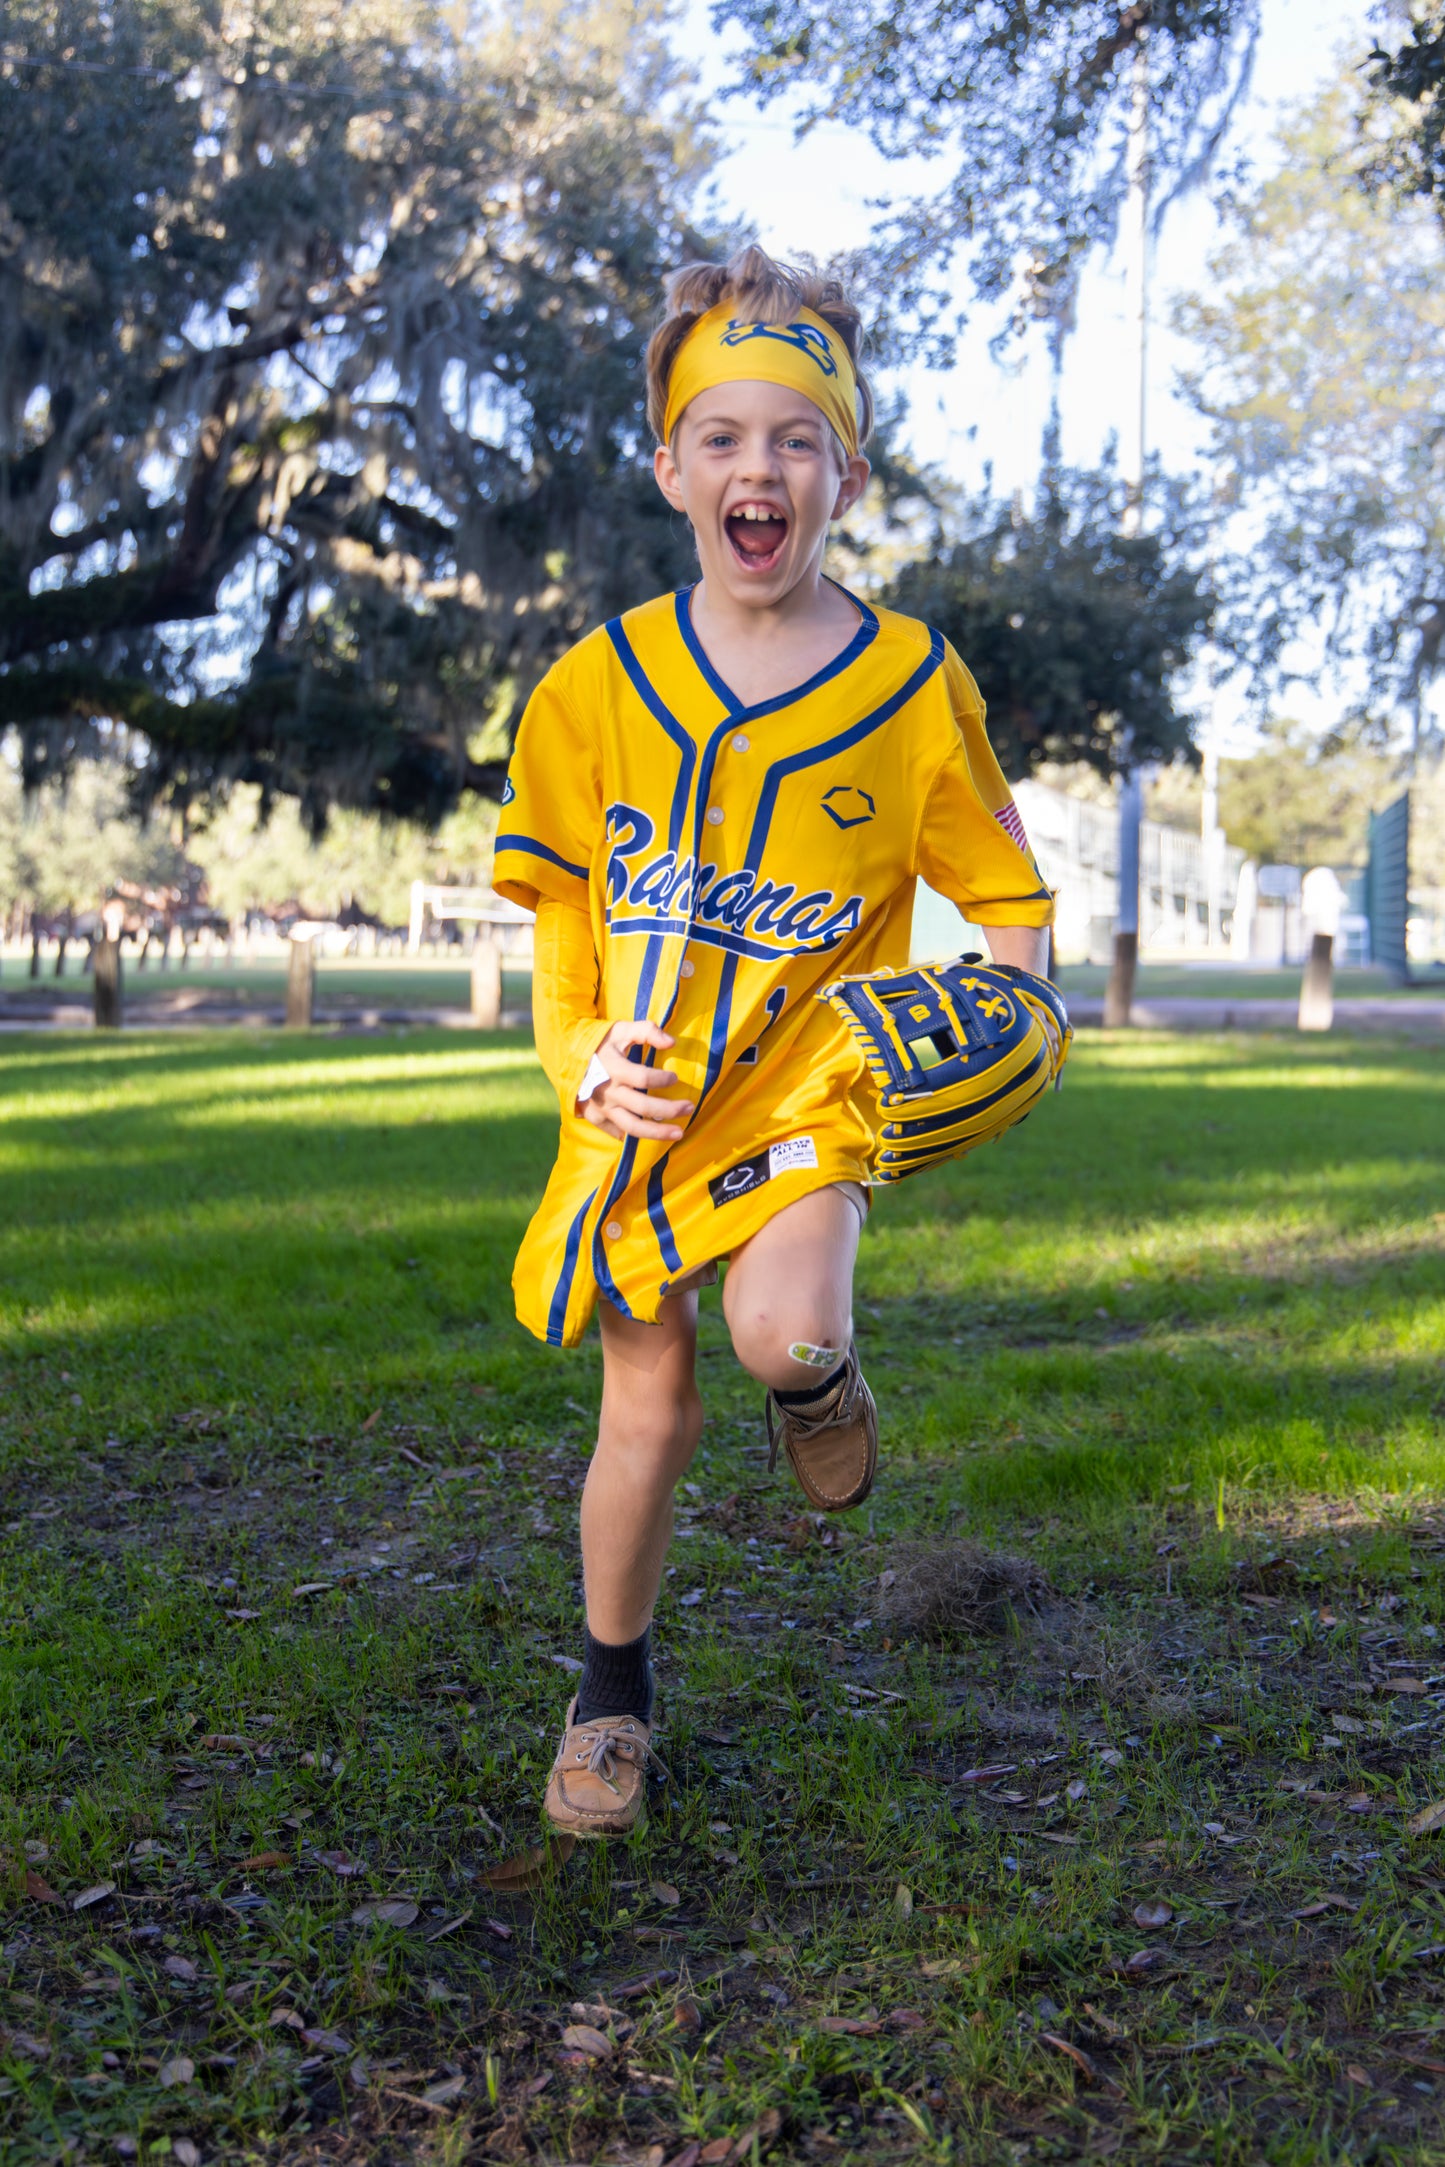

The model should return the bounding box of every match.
[653,377,870,608]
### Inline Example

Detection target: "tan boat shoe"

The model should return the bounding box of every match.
[543,1698,663,1839]
[765,1344,878,1513]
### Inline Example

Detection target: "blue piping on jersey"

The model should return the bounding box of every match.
[672,582,881,723]
[494,834,588,881]
[647,1159,683,1273]
[546,1185,598,1347]
[606,616,698,858]
[693,630,948,1117]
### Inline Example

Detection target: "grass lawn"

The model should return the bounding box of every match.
[1,1027,1443,2166]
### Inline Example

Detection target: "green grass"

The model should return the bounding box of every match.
[1,1027,1443,2165]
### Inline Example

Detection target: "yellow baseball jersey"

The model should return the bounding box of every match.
[494,585,1054,1349]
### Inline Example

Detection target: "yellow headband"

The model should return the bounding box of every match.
[663,301,860,457]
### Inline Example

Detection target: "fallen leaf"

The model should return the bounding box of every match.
[1378,1677,1426,1695]
[1289,1893,1359,1919]
[173,2141,201,2167]
[817,2014,881,2035]
[888,2006,928,2031]
[269,2008,305,2030]
[1328,1713,1372,1737]
[351,1898,419,1928]
[1041,2031,1120,2093]
[1098,1748,1125,1768]
[239,1851,289,1872]
[301,2027,351,2055]
[699,2143,734,2166]
[665,2148,702,2167]
[158,2055,195,2088]
[1398,2050,1445,2076]
[895,1882,913,1918]
[423,2073,467,2105]
[952,1762,1018,1786]
[561,2023,612,2057]
[1410,1797,1445,1837]
[1083,2001,1127,2041]
[361,1409,382,1432]
[1115,1948,1168,1979]
[200,1733,252,1752]
[163,1955,199,1982]
[1345,2063,1371,2086]
[292,1582,333,1599]
[6,2030,50,2058]
[426,1911,473,1942]
[672,1996,702,2032]
[1066,1779,1088,1802]
[25,1868,64,1905]
[22,1840,48,1862]
[313,1849,364,1877]
[650,1881,682,1907]
[920,1956,972,1978]
[1133,1901,1173,1930]
[481,1834,575,1890]
[225,1608,262,1621]
[72,1881,115,1910]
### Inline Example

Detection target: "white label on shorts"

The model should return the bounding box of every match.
[768,1135,818,1177]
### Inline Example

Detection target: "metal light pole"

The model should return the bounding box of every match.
[1104,40,1149,1029]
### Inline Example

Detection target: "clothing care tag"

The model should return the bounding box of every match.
[708,1135,818,1208]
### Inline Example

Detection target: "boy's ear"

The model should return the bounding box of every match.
[833,454,871,520]
[653,441,687,514]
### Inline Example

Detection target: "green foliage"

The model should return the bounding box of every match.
[1363,2,1445,208]
[709,0,1260,348]
[1179,79,1445,741]
[879,466,1211,779]
[1207,718,1405,870]
[0,750,186,919]
[0,0,715,824]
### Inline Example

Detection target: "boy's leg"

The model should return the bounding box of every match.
[544,1292,703,1838]
[723,1184,877,1511]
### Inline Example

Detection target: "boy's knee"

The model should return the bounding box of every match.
[601,1381,703,1468]
[729,1301,850,1390]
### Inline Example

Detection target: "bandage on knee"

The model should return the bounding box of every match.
[788,1341,844,1368]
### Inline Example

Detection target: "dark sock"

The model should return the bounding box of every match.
[576,1625,654,1724]
[773,1356,848,1412]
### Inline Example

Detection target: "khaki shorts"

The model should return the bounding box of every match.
[663,1180,869,1301]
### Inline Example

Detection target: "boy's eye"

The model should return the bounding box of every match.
[782,435,818,452]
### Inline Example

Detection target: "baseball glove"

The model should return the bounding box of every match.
[820,953,1072,1183]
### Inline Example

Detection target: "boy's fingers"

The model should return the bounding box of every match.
[607,1056,680,1092]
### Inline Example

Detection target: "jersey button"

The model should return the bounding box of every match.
[706,805,724,826]
[605,1220,623,1240]
[679,959,695,978]
[731,733,750,753]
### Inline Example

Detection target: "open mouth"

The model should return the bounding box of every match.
[725,503,789,573]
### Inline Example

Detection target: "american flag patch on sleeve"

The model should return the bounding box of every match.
[995,799,1030,853]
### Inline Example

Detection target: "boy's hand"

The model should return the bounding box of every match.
[580,1020,694,1143]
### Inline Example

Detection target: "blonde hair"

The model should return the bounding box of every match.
[645,242,875,459]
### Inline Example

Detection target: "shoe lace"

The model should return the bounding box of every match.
[765,1354,858,1473]
[575,1716,669,1795]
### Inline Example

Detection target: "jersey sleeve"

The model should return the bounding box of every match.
[531,896,610,1107]
[913,643,1055,928]
[492,666,599,913]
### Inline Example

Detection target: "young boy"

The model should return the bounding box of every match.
[492,245,1054,1837]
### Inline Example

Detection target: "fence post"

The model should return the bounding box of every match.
[286,932,315,1028]
[1297,931,1334,1033]
[93,939,123,1030]
[471,929,502,1029]
[1103,930,1138,1027]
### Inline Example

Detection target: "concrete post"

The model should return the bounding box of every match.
[1297,931,1334,1033]
[471,929,502,1029]
[286,932,315,1028]
[93,939,123,1030]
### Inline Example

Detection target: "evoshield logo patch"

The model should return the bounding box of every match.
[709,1135,819,1207]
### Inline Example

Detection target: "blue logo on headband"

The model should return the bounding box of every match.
[719,319,838,376]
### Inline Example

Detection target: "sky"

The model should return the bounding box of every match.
[671,0,1377,749]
